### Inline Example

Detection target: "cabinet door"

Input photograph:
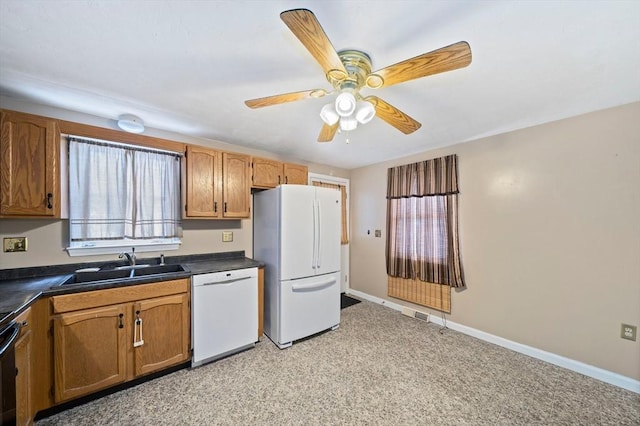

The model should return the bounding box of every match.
[0,110,60,217]
[15,308,32,426]
[283,163,308,185]
[185,145,222,218]
[222,152,251,218]
[53,304,127,402]
[252,157,283,189]
[133,293,190,377]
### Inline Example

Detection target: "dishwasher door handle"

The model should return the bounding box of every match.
[197,276,254,287]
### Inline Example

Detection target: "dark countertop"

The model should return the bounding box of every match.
[0,251,262,328]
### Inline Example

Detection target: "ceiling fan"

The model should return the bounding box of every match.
[245,9,472,142]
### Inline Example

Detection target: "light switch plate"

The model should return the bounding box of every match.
[3,237,28,252]
[222,231,233,242]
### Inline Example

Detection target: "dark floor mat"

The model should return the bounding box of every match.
[341,293,362,309]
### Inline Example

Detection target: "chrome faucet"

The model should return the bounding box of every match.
[119,247,136,266]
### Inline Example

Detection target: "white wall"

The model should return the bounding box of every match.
[350,102,640,380]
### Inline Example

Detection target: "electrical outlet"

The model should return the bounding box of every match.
[222,231,233,242]
[3,237,27,252]
[375,229,381,237]
[621,324,637,341]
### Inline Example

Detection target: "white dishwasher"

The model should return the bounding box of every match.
[192,267,258,367]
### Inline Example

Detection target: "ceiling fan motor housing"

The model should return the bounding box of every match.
[329,50,383,93]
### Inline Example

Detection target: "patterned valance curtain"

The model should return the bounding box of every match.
[386,154,465,288]
[387,154,459,197]
[312,181,349,244]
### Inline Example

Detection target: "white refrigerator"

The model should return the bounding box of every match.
[254,185,341,349]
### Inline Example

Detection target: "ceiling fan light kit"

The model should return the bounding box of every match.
[320,103,340,126]
[339,115,358,132]
[335,91,357,117]
[245,8,472,142]
[355,100,376,124]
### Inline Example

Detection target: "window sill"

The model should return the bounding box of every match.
[67,240,181,257]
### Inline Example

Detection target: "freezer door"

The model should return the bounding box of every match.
[280,185,316,280]
[279,273,340,346]
[315,186,341,275]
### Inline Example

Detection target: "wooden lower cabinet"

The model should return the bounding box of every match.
[51,279,190,403]
[133,293,190,377]
[53,304,128,402]
[15,307,33,426]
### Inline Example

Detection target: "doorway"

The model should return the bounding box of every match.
[308,173,350,293]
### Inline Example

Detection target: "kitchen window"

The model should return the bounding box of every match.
[386,154,464,288]
[66,136,182,256]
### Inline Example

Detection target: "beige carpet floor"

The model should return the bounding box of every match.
[36,300,639,425]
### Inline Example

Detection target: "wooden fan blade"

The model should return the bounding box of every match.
[317,122,339,142]
[245,89,326,109]
[372,41,472,88]
[366,96,422,134]
[281,9,348,79]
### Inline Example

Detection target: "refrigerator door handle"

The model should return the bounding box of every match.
[316,201,321,269]
[312,199,317,269]
[291,276,337,292]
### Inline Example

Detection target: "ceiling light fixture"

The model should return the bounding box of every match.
[117,114,145,133]
[319,92,376,134]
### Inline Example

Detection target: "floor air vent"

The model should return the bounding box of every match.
[401,307,430,322]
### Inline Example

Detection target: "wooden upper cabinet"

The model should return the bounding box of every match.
[0,110,60,217]
[251,157,308,188]
[185,145,222,218]
[185,146,250,219]
[252,157,283,188]
[222,152,251,218]
[283,163,308,185]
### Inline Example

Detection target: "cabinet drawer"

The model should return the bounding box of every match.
[52,279,189,313]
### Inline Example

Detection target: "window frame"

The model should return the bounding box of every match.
[65,136,183,257]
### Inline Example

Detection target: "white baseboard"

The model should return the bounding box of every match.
[347,289,640,394]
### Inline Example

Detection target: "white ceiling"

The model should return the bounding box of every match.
[1,0,639,169]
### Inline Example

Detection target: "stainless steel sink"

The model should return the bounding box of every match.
[58,264,186,286]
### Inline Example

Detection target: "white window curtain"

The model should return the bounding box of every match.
[68,137,181,245]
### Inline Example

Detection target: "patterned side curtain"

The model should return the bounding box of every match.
[69,137,181,243]
[312,181,349,244]
[386,155,465,288]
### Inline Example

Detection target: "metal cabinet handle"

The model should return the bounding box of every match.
[118,313,124,329]
[214,201,218,212]
[224,202,227,213]
[46,193,53,209]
